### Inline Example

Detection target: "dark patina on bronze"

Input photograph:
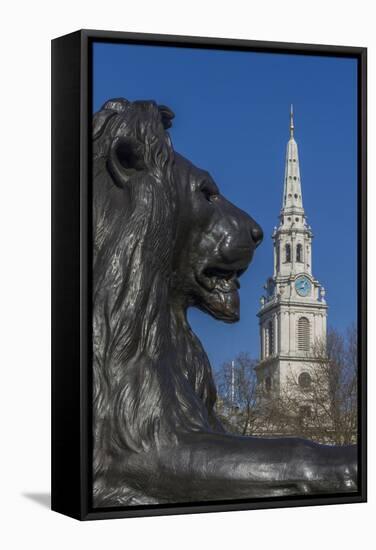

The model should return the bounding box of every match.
[92,98,357,506]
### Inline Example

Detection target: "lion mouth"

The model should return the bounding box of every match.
[193,262,249,322]
[196,266,245,294]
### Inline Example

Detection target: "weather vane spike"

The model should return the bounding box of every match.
[290,104,294,138]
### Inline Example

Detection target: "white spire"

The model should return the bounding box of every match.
[282,105,304,214]
[290,104,294,138]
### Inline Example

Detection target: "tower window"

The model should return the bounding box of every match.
[266,321,274,357]
[265,376,272,392]
[297,317,310,351]
[296,243,303,262]
[285,243,291,263]
[276,244,280,271]
[298,372,312,389]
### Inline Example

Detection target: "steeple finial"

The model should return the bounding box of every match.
[290,104,294,138]
[281,104,304,213]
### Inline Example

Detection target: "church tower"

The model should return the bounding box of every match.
[256,106,328,409]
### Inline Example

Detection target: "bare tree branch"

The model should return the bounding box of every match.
[215,326,357,445]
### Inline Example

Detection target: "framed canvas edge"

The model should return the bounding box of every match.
[52,30,84,520]
[52,29,367,521]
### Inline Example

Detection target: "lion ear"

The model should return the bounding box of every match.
[107,137,146,188]
[93,98,130,139]
[93,110,117,140]
[158,105,175,129]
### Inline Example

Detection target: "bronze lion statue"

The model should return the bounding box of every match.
[92,98,357,507]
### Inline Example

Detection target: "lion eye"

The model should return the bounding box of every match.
[200,181,219,202]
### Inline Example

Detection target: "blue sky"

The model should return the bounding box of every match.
[93,42,358,371]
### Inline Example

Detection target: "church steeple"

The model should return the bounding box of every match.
[272,106,313,279]
[282,105,304,214]
[256,107,328,417]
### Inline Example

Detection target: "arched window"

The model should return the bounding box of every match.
[298,372,312,389]
[285,243,291,263]
[276,244,280,272]
[297,317,310,351]
[296,243,302,262]
[265,376,272,392]
[266,321,274,357]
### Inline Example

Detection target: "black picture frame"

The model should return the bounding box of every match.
[51,29,367,521]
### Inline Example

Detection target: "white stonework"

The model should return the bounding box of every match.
[256,106,328,407]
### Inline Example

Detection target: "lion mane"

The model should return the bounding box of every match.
[92,99,220,502]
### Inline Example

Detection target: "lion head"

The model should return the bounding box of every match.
[92,98,262,495]
[169,152,263,322]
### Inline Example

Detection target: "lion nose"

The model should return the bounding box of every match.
[250,222,263,247]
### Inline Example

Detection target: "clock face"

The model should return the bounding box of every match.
[295,276,311,297]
